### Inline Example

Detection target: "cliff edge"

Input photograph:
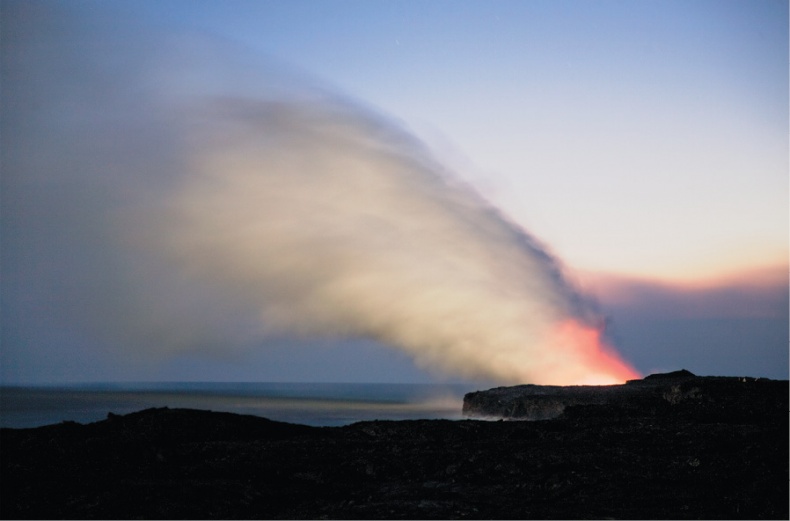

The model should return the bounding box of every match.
[463,370,785,421]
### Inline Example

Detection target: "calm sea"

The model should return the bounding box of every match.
[0,383,477,429]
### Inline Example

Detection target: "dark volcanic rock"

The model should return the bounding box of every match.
[1,373,787,520]
[462,370,783,422]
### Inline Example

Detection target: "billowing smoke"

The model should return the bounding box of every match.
[2,2,638,385]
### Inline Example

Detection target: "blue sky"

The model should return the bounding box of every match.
[123,0,788,280]
[1,0,787,383]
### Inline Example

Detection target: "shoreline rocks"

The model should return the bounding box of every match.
[1,372,787,519]
[462,370,783,422]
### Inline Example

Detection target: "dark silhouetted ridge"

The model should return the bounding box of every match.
[2,374,786,519]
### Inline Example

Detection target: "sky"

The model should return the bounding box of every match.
[1,0,787,384]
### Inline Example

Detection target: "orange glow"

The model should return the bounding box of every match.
[576,263,789,299]
[573,264,789,320]
[545,320,641,385]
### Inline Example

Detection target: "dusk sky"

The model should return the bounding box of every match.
[2,0,787,384]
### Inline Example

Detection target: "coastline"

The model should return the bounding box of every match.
[2,374,787,519]
[0,382,473,429]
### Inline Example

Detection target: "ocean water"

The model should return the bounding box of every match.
[0,382,478,429]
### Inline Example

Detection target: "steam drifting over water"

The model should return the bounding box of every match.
[2,3,638,385]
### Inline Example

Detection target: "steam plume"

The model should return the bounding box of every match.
[2,3,638,384]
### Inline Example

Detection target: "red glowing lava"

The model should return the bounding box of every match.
[546,319,641,385]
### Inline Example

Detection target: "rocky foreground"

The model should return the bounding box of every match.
[1,371,787,519]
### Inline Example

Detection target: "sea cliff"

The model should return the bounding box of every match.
[462,369,784,421]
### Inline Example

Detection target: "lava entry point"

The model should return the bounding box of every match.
[462,369,711,420]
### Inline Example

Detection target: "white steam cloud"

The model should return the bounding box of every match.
[1,2,638,384]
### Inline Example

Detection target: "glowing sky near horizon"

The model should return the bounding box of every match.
[125,0,788,282]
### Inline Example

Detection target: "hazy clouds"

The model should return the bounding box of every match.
[1,1,638,384]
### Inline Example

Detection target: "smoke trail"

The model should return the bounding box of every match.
[2,2,638,384]
[147,98,638,384]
